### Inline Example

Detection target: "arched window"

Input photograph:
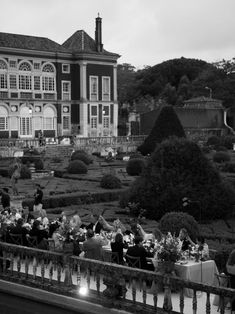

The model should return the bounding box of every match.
[19,62,32,71]
[0,60,7,70]
[0,59,8,89]
[0,105,9,130]
[42,63,54,73]
[42,63,55,91]
[19,61,32,90]
[43,106,55,130]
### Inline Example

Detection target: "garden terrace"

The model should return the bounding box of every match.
[0,242,234,314]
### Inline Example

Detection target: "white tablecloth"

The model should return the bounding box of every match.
[175,260,218,297]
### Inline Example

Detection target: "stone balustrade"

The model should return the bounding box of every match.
[0,242,234,314]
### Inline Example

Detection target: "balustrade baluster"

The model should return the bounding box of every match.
[163,276,173,313]
[206,292,211,314]
[2,251,7,272]
[25,256,29,279]
[10,253,14,275]
[219,297,225,314]
[57,262,61,283]
[96,273,100,294]
[86,268,91,289]
[192,290,197,314]
[132,279,137,303]
[17,254,21,276]
[32,256,37,280]
[179,288,184,314]
[41,259,45,283]
[48,260,53,283]
[142,280,147,304]
[76,262,81,287]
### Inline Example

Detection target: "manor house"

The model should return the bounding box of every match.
[0,16,119,140]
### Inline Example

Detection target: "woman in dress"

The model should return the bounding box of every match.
[111,232,128,264]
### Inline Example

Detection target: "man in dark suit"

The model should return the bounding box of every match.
[126,236,154,271]
[86,213,104,234]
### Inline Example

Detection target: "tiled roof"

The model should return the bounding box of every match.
[62,30,119,57]
[0,32,68,53]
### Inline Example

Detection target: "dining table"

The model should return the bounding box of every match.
[174,259,219,297]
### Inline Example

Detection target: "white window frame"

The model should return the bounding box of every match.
[62,81,71,100]
[0,116,8,130]
[102,76,110,101]
[0,73,8,89]
[90,76,98,101]
[62,64,70,73]
[9,60,17,69]
[91,117,97,129]
[62,115,70,130]
[33,62,41,70]
[9,74,17,90]
[34,76,41,91]
[103,117,109,129]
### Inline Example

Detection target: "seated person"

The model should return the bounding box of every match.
[126,236,154,271]
[7,217,29,246]
[29,220,48,249]
[86,213,104,234]
[196,235,210,260]
[178,228,195,251]
[226,249,235,313]
[82,229,108,261]
[111,233,128,264]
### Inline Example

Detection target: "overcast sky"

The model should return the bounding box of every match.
[1,0,235,69]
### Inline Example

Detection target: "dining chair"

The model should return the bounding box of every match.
[214,273,232,313]
[103,251,119,264]
[8,233,23,246]
[26,235,38,248]
[125,254,141,268]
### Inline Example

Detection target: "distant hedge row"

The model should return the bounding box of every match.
[22,190,125,211]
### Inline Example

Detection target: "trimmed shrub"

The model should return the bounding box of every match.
[126,158,146,176]
[213,151,230,163]
[220,162,235,173]
[129,152,143,160]
[71,150,93,164]
[121,137,235,221]
[20,165,31,179]
[34,159,44,170]
[158,211,199,242]
[51,157,62,163]
[67,160,88,174]
[100,174,122,189]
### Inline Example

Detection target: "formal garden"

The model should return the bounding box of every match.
[1,105,235,275]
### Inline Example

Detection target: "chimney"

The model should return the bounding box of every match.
[95,13,103,52]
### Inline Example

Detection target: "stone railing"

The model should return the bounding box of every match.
[0,242,234,314]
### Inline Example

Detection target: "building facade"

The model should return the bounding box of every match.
[139,97,231,141]
[0,16,119,140]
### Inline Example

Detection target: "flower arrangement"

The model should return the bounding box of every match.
[157,232,182,263]
[57,221,74,243]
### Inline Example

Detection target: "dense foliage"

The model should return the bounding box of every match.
[67,160,88,174]
[121,137,235,220]
[126,158,146,176]
[20,165,32,179]
[71,150,93,165]
[100,174,122,189]
[138,105,185,155]
[213,151,231,163]
[34,159,44,170]
[117,57,235,110]
[158,212,199,242]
